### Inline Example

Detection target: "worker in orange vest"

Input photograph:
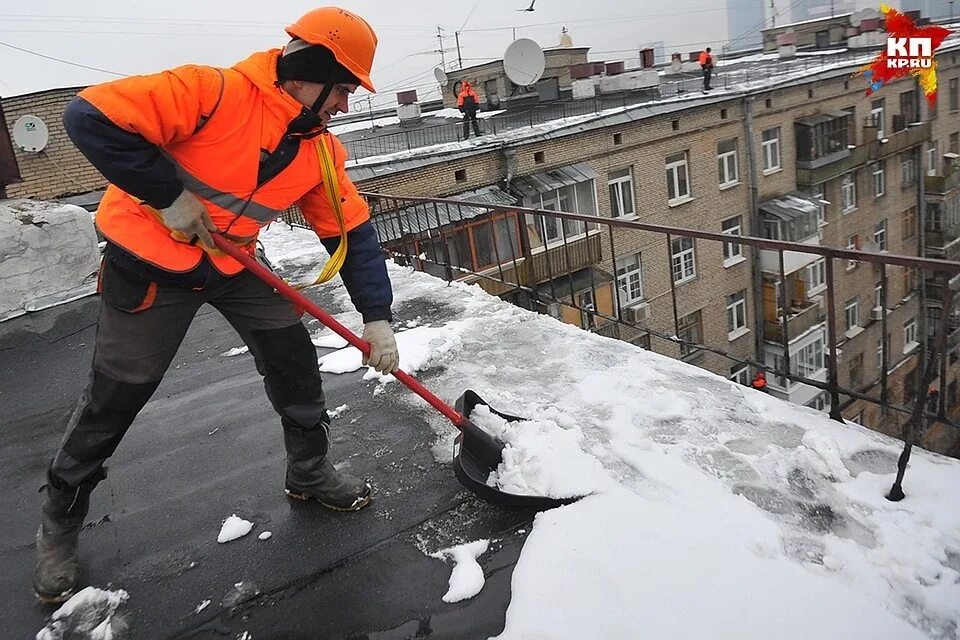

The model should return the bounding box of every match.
[35,7,397,604]
[751,370,768,392]
[456,80,483,139]
[699,47,714,92]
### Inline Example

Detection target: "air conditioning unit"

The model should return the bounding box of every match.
[871,306,884,321]
[623,302,651,324]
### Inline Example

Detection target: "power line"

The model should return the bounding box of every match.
[0,39,124,76]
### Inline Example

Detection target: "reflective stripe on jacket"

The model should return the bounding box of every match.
[65,49,370,276]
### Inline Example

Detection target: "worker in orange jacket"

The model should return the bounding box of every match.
[456,80,482,139]
[699,47,714,92]
[35,7,398,604]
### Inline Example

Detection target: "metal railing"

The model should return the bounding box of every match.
[282,192,960,491]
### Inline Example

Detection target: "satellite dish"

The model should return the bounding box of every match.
[503,38,545,86]
[434,67,448,84]
[12,115,49,153]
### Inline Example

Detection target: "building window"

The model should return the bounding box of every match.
[608,168,635,218]
[810,183,827,226]
[721,216,742,264]
[901,152,916,186]
[903,267,919,297]
[666,151,691,204]
[904,318,918,351]
[841,172,857,213]
[808,392,830,411]
[615,252,644,306]
[849,352,864,389]
[806,258,826,293]
[873,219,887,251]
[950,78,959,112]
[796,113,850,162]
[730,365,750,385]
[762,127,781,173]
[902,206,917,240]
[950,132,960,155]
[845,296,860,332]
[846,234,859,270]
[534,151,545,164]
[927,142,938,176]
[455,169,467,182]
[727,290,747,335]
[904,368,917,402]
[796,337,825,377]
[613,132,623,145]
[717,139,739,188]
[720,108,728,119]
[578,290,596,329]
[672,119,679,131]
[871,162,885,197]
[765,98,773,109]
[523,179,598,250]
[871,99,885,137]
[678,310,703,357]
[671,236,696,283]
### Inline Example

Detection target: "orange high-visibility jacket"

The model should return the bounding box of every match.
[76,50,369,275]
[456,82,480,109]
[699,51,712,67]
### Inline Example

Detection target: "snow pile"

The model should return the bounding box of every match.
[36,586,130,640]
[260,224,960,638]
[217,515,254,543]
[430,540,490,603]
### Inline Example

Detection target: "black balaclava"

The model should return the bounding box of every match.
[276,39,360,115]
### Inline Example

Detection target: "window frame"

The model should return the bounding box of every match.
[845,296,860,332]
[671,236,697,284]
[762,127,781,173]
[721,215,743,265]
[615,252,644,307]
[717,139,740,188]
[665,151,692,205]
[726,289,747,337]
[871,162,885,197]
[841,172,857,213]
[874,218,887,252]
[608,167,636,219]
[678,309,703,357]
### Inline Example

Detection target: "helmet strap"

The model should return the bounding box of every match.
[311,82,336,116]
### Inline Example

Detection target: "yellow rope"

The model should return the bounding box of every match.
[305,135,348,285]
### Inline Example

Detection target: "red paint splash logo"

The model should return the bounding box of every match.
[856,5,953,106]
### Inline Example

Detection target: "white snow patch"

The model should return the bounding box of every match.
[220,346,249,357]
[194,599,211,614]
[258,219,960,638]
[430,540,490,603]
[311,331,349,349]
[217,515,254,543]
[327,404,348,419]
[258,531,273,541]
[36,586,129,640]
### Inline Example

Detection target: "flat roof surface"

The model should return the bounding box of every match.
[0,273,533,638]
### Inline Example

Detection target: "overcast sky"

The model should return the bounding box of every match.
[0,1,749,110]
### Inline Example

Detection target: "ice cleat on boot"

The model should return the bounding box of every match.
[285,457,372,511]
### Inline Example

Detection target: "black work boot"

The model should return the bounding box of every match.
[34,470,103,604]
[283,426,372,512]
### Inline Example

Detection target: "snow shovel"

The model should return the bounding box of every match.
[212,234,574,510]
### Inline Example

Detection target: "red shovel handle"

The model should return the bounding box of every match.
[213,234,467,429]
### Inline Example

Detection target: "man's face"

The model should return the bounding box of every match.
[288,81,358,127]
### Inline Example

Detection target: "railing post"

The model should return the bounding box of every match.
[667,233,681,355]
[823,257,845,422]
[778,250,791,387]
[880,263,890,414]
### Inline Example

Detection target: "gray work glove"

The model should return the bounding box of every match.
[362,320,399,374]
[160,189,217,250]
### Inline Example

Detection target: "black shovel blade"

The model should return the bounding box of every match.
[452,390,581,510]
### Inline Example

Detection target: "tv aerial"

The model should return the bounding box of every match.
[503,38,545,86]
[12,115,49,153]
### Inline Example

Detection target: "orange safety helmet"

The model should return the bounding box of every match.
[286,7,378,92]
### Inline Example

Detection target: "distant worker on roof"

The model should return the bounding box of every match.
[699,47,714,92]
[457,80,483,139]
[35,6,399,605]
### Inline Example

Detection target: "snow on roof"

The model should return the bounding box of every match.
[259,223,960,638]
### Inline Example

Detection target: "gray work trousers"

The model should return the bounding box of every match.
[48,257,328,489]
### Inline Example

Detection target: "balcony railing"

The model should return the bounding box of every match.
[764,298,824,343]
[796,121,931,187]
